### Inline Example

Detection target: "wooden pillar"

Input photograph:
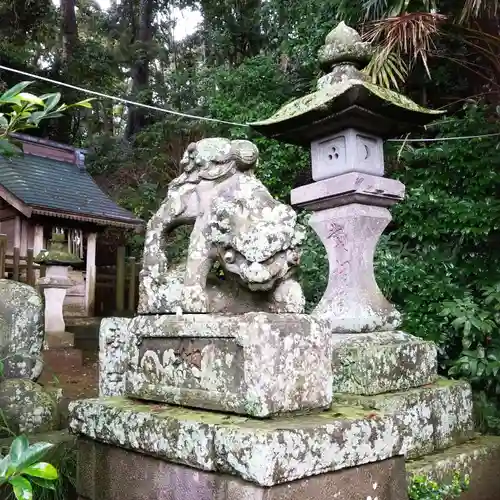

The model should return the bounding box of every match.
[20,219,28,256]
[13,216,21,250]
[85,232,97,317]
[115,246,126,314]
[33,224,44,256]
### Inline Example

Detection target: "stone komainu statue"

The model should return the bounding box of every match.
[138,137,306,314]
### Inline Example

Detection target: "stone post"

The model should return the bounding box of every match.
[35,229,83,335]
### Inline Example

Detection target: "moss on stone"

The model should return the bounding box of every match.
[90,397,378,428]
[407,435,500,483]
[34,234,83,266]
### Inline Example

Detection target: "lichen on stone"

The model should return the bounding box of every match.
[331,331,438,395]
[0,279,44,380]
[138,137,306,315]
[124,312,333,417]
[0,379,61,435]
[69,376,475,487]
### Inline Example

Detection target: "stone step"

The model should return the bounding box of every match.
[406,435,500,500]
[334,379,474,459]
[43,346,84,374]
[331,331,438,395]
[45,331,75,349]
[63,302,87,317]
[66,317,102,352]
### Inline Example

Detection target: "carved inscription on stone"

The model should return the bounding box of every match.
[132,336,244,396]
[138,338,210,379]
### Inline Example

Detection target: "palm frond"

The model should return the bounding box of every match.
[333,0,365,24]
[362,0,392,20]
[460,0,499,23]
[364,48,409,89]
[364,11,446,77]
[362,0,438,19]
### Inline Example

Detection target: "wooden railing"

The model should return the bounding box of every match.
[0,234,42,286]
[95,246,140,317]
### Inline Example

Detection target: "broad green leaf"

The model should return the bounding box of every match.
[0,82,33,103]
[0,114,8,129]
[26,111,48,125]
[0,455,11,478]
[451,317,466,329]
[17,93,44,106]
[462,350,477,358]
[28,476,56,490]
[10,436,29,466]
[463,320,471,337]
[9,475,32,500]
[71,98,94,109]
[22,462,58,480]
[0,138,23,157]
[15,442,53,471]
[41,93,61,111]
[42,112,64,120]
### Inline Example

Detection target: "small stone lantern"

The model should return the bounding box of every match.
[251,22,443,333]
[35,229,83,335]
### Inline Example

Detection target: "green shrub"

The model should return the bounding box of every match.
[0,435,60,500]
[408,473,469,500]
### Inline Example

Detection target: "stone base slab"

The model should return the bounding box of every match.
[331,331,437,395]
[125,313,332,417]
[335,379,474,457]
[69,381,471,487]
[77,438,408,500]
[407,436,500,500]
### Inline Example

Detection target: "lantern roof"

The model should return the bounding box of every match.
[250,22,443,145]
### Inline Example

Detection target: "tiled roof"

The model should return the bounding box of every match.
[0,152,142,228]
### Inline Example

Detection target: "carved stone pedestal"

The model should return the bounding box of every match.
[125,313,332,417]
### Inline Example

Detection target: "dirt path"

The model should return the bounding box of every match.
[39,351,99,401]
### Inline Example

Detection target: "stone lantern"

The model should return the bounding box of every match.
[35,229,83,335]
[251,22,443,333]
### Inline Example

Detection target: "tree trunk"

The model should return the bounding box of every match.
[60,0,78,64]
[125,0,154,139]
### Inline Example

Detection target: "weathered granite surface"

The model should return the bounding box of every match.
[138,138,305,315]
[331,331,438,395]
[335,379,474,457]
[99,317,132,397]
[69,380,472,487]
[0,279,44,380]
[309,204,402,332]
[77,438,408,500]
[125,313,332,417]
[70,397,403,486]
[138,262,302,315]
[0,379,61,434]
[291,172,405,211]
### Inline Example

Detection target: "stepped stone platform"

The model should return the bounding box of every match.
[70,377,474,488]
